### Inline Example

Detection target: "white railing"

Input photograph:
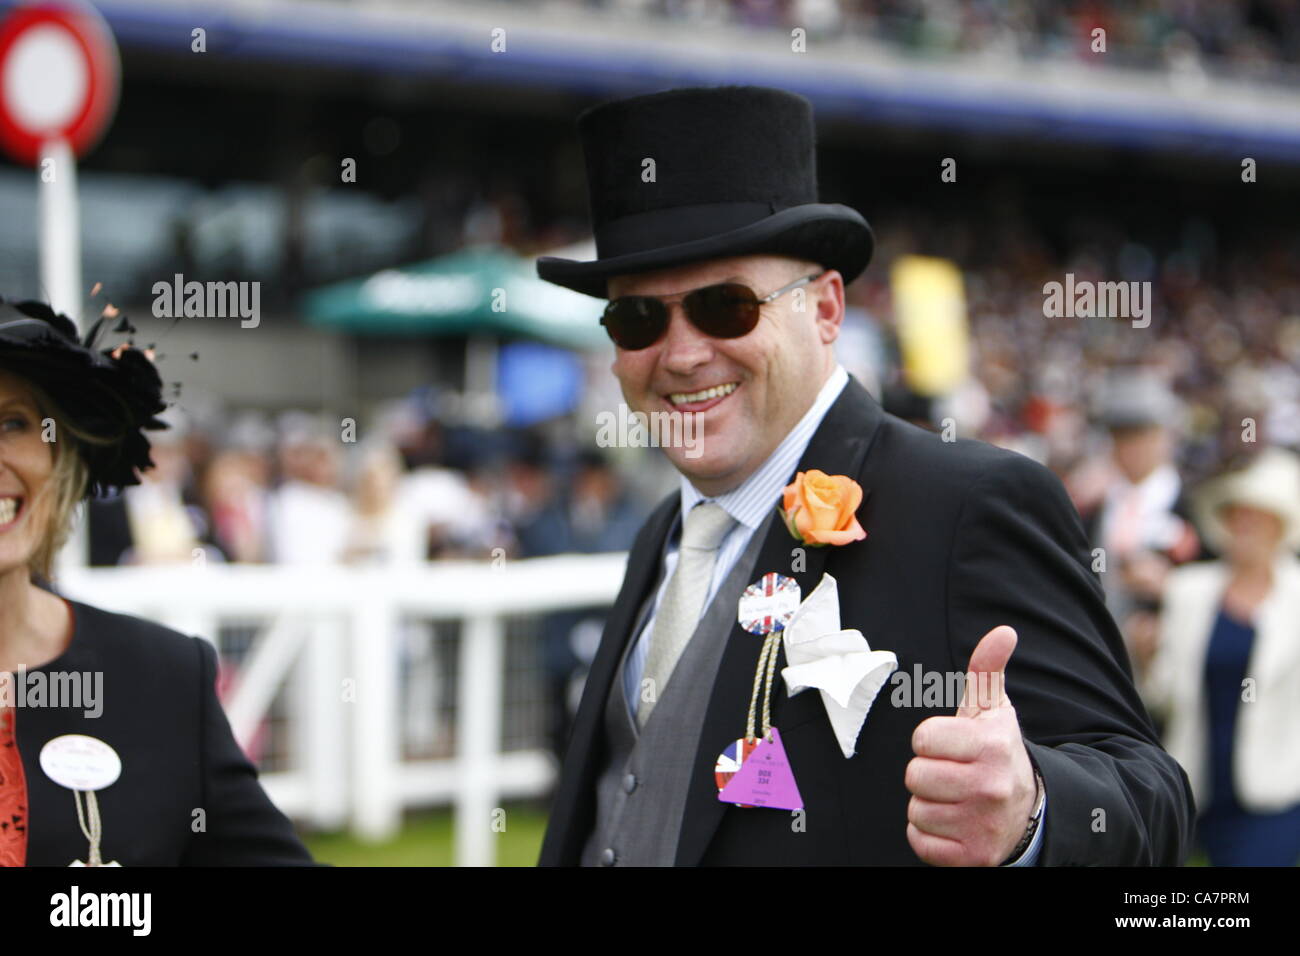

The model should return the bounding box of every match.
[58,553,628,866]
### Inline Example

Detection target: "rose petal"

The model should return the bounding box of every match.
[831,476,864,530]
[782,474,802,513]
[807,519,867,546]
[802,473,842,530]
[793,496,817,539]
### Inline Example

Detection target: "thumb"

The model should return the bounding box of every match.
[956,625,1017,718]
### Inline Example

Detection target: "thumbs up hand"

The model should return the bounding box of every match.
[904,625,1039,866]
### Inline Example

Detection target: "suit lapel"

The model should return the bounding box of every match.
[539,491,679,864]
[675,375,885,865]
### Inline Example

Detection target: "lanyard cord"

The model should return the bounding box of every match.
[74,790,103,867]
[744,630,782,743]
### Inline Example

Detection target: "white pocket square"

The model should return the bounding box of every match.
[781,573,897,759]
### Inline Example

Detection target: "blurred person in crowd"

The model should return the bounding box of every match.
[0,298,311,865]
[342,441,406,565]
[1146,448,1300,866]
[202,448,271,563]
[534,86,1191,866]
[201,411,277,564]
[516,448,648,760]
[389,407,494,560]
[121,430,204,564]
[86,412,216,565]
[569,449,648,553]
[1074,372,1200,676]
[341,439,450,757]
[502,430,556,557]
[266,417,351,564]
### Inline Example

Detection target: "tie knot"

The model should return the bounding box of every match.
[680,501,736,552]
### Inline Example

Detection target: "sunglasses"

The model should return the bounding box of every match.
[600,272,823,350]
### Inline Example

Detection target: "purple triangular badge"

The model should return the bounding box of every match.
[717,727,803,810]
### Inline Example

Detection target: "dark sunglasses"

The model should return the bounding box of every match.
[600,273,823,350]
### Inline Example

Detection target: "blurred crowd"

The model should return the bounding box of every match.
[565,0,1300,75]
[86,398,649,571]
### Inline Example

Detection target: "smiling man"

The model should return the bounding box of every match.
[535,85,1193,867]
[608,254,836,496]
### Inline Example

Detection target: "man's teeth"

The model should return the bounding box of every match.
[669,382,737,405]
[0,497,17,524]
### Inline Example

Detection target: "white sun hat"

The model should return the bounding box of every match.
[1194,447,1300,554]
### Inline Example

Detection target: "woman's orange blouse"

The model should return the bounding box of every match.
[0,707,27,866]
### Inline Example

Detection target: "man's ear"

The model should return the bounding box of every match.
[814,270,846,345]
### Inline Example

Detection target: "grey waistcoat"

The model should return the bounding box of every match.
[580,512,774,866]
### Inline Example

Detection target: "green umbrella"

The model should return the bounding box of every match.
[303,245,608,350]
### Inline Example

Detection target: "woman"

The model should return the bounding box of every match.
[1146,447,1300,866]
[0,297,312,866]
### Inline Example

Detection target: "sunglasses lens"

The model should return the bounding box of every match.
[684,283,761,338]
[602,283,761,348]
[602,297,667,350]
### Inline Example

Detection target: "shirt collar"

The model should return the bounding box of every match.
[680,364,850,530]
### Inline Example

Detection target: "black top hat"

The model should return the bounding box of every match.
[0,298,167,497]
[537,85,873,299]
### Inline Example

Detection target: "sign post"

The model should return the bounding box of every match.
[0,2,119,574]
[0,1,120,326]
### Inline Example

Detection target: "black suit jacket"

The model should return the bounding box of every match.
[539,376,1194,865]
[12,599,313,866]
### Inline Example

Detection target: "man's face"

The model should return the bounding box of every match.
[607,254,843,496]
[1110,424,1170,483]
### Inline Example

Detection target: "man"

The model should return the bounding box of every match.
[534,85,1193,866]
[1076,373,1201,679]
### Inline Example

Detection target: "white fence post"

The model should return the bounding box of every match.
[303,614,348,830]
[455,614,504,867]
[350,582,401,842]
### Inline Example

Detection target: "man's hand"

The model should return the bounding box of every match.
[904,625,1038,866]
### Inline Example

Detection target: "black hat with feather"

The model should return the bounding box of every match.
[0,297,167,496]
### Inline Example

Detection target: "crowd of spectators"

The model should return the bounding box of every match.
[559,0,1300,77]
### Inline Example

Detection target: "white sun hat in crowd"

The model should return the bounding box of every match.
[1194,447,1300,553]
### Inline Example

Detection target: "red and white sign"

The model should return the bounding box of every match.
[0,1,119,166]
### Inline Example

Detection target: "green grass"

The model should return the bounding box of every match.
[301,803,549,867]
[300,810,1236,867]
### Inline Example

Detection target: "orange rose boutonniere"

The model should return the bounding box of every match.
[779,470,867,547]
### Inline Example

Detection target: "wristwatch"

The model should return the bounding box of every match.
[1000,766,1046,865]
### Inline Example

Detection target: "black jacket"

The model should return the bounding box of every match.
[539,376,1195,865]
[12,599,313,866]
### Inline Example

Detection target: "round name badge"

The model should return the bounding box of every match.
[40,734,121,791]
[714,737,758,794]
[737,572,801,636]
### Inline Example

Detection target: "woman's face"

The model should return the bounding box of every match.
[0,370,55,576]
[1222,502,1285,565]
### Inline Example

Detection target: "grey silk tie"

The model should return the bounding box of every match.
[637,501,737,727]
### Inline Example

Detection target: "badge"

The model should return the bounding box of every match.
[713,737,758,792]
[716,572,804,811]
[40,735,121,867]
[713,736,760,808]
[717,727,803,810]
[737,572,801,636]
[40,734,121,792]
